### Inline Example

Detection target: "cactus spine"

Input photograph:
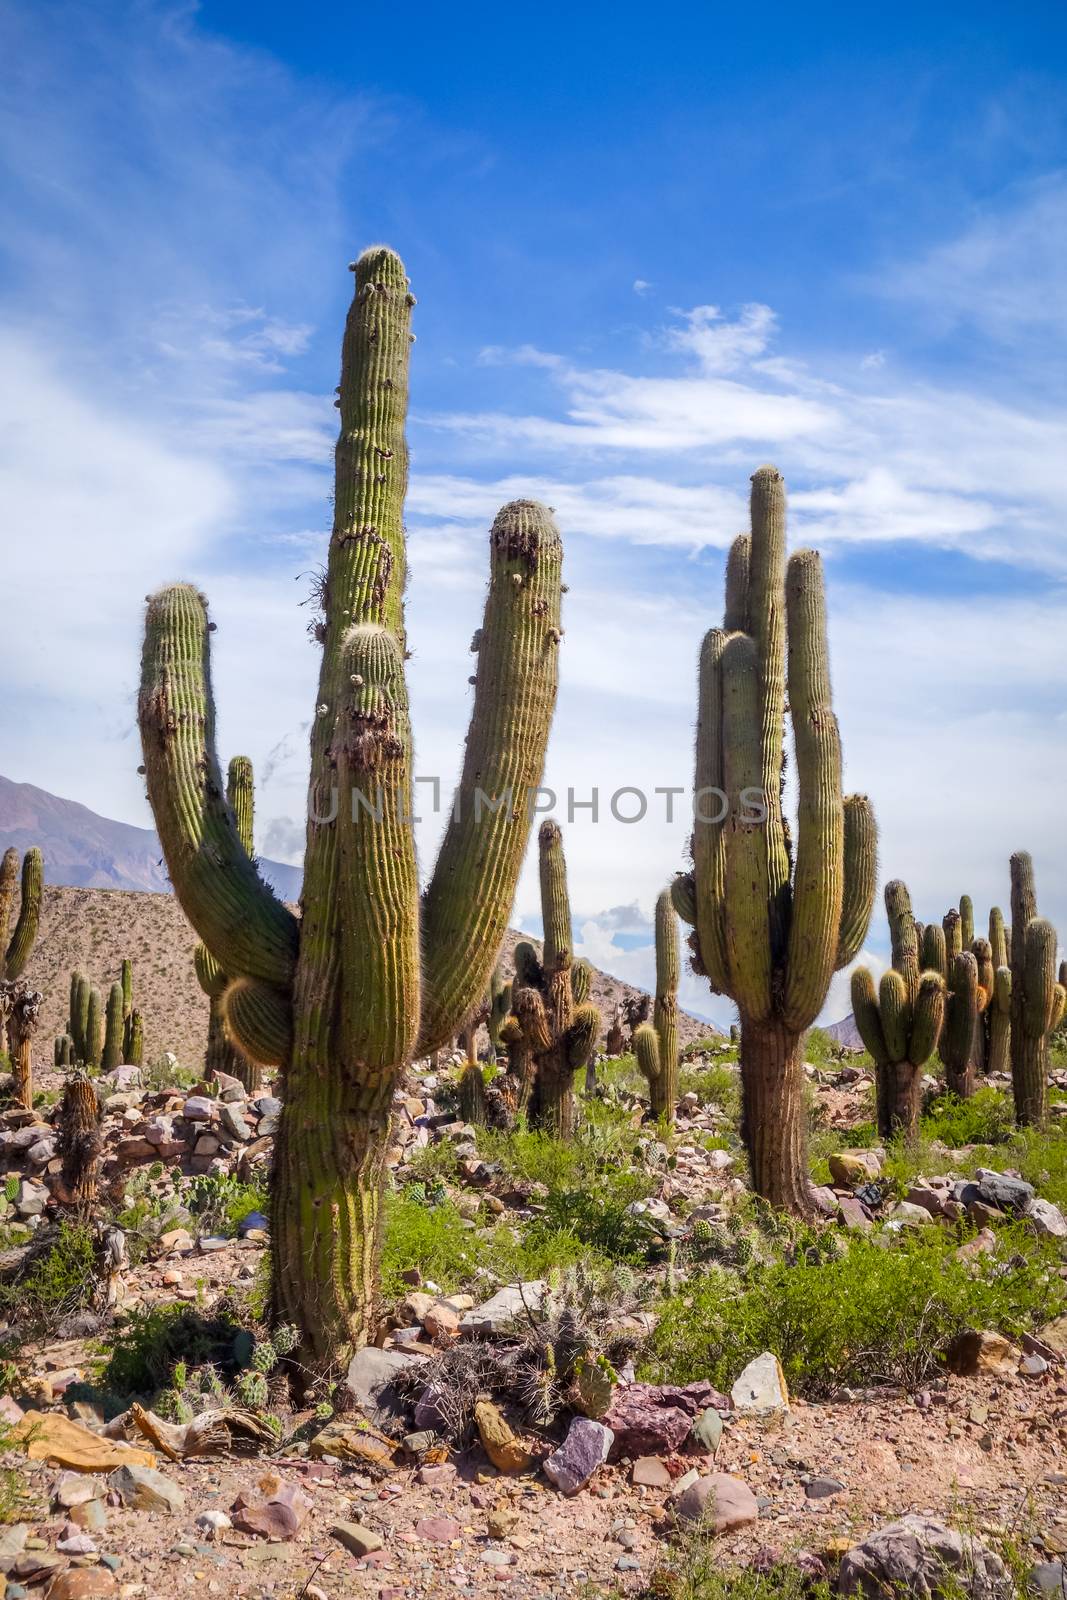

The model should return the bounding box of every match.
[138,248,563,1364]
[851,880,945,1140]
[634,887,681,1121]
[501,821,600,1137]
[673,467,877,1212]
[1009,852,1064,1127]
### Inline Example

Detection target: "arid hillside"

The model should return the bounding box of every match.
[22,884,718,1069]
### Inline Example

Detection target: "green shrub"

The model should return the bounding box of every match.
[186,1174,268,1238]
[99,1302,240,1395]
[0,1224,96,1333]
[647,1550,833,1600]
[528,1178,665,1266]
[643,1223,1065,1396]
[923,1088,1015,1148]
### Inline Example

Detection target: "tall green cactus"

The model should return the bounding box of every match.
[126,1009,144,1066]
[70,972,90,1064]
[138,247,563,1363]
[635,888,681,1121]
[500,821,600,1137]
[941,951,984,1099]
[194,755,263,1091]
[103,981,125,1071]
[487,961,512,1061]
[851,880,945,1140]
[984,906,1012,1076]
[1,847,42,979]
[85,986,103,1071]
[1009,852,1065,1127]
[673,467,877,1212]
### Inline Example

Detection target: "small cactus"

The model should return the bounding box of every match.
[634,888,681,1122]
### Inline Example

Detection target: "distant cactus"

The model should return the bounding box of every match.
[70,972,91,1064]
[851,880,945,1140]
[501,821,600,1137]
[54,1034,72,1068]
[85,986,103,1071]
[634,888,681,1121]
[138,248,563,1364]
[458,1061,487,1126]
[127,1009,144,1066]
[604,1005,625,1057]
[1009,852,1065,1127]
[103,981,125,1071]
[674,466,877,1212]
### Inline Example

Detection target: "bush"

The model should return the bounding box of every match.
[646,1551,833,1600]
[923,1088,1015,1147]
[99,1302,241,1395]
[0,1223,97,1334]
[643,1223,1066,1396]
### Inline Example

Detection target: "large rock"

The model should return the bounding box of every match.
[345,1345,425,1423]
[829,1151,881,1186]
[975,1169,1035,1216]
[459,1281,547,1336]
[731,1352,789,1415]
[543,1418,613,1496]
[108,1463,185,1514]
[675,1473,760,1533]
[1027,1198,1067,1239]
[946,1330,1020,1377]
[602,1380,729,1459]
[839,1515,1011,1598]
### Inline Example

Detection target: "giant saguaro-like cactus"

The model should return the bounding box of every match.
[1009,852,1065,1128]
[851,880,945,1140]
[138,247,564,1364]
[500,820,600,1137]
[635,888,681,1122]
[0,848,42,1061]
[673,467,877,1213]
[194,756,263,1090]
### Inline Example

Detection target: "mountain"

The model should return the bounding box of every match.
[824,1013,863,1050]
[0,774,302,900]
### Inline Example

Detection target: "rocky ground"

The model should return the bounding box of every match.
[1,1046,1067,1599]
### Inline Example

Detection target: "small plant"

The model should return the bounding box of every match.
[923,1087,1015,1147]
[186,1174,269,1238]
[0,1222,97,1335]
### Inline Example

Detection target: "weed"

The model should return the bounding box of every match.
[98,1302,241,1395]
[923,1088,1016,1148]
[0,1223,97,1335]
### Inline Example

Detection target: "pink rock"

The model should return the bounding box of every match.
[415,1515,463,1543]
[632,1456,672,1488]
[418,1464,457,1487]
[675,1473,759,1533]
[603,1381,729,1459]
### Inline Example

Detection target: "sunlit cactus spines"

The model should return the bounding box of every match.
[1009,851,1064,1128]
[138,247,563,1364]
[850,879,945,1140]
[501,820,600,1137]
[679,465,877,1212]
[635,887,681,1122]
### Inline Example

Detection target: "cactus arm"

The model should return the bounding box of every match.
[671,870,697,927]
[0,849,18,960]
[566,1004,600,1070]
[692,628,732,994]
[885,879,920,1005]
[851,967,889,1067]
[908,972,946,1066]
[634,1021,661,1083]
[514,986,553,1053]
[988,907,1008,970]
[1023,918,1060,1035]
[572,959,591,1006]
[723,532,751,633]
[959,895,974,949]
[972,938,994,1002]
[223,977,292,1067]
[538,818,572,976]
[922,923,947,979]
[943,952,979,1094]
[879,970,910,1064]
[417,501,563,1056]
[1010,852,1037,976]
[194,942,226,999]
[748,467,791,957]
[783,551,844,1032]
[332,625,420,1078]
[721,633,773,1021]
[942,909,962,969]
[835,795,877,970]
[227,756,255,855]
[4,848,42,979]
[138,584,298,987]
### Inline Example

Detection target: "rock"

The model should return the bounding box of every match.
[632,1457,672,1488]
[423,1300,461,1340]
[689,1407,723,1454]
[0,1524,27,1574]
[888,1201,935,1226]
[731,1352,789,1415]
[474,1399,534,1474]
[946,1330,1021,1377]
[236,1210,269,1238]
[52,1474,103,1510]
[975,1169,1034,1214]
[308,1417,397,1469]
[403,1430,438,1454]
[1035,1319,1067,1359]
[1028,1560,1065,1595]
[829,1151,881,1186]
[806,1476,845,1499]
[543,1418,613,1496]
[1020,1354,1049,1377]
[602,1380,730,1458]
[231,1478,311,1539]
[14,1179,47,1217]
[42,1574,117,1599]
[109,1464,185,1514]
[220,1104,251,1142]
[330,1520,384,1558]
[345,1345,424,1423]
[418,1463,456,1487]
[956,1228,997,1260]
[1027,1199,1067,1239]
[459,1281,547,1336]
[56,1532,96,1553]
[415,1516,462,1542]
[838,1194,873,1231]
[181,1095,215,1122]
[250,1095,282,1119]
[839,1514,1011,1598]
[487,1509,518,1538]
[675,1473,760,1533]
[194,1510,232,1540]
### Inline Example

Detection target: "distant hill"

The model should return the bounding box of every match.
[824,1013,863,1050]
[0,774,302,900]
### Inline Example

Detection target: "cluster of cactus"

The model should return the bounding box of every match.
[1008,852,1065,1127]
[59,961,143,1071]
[634,888,681,1121]
[686,1211,759,1268]
[137,247,564,1363]
[852,881,946,1140]
[498,820,600,1137]
[194,756,263,1093]
[672,467,877,1213]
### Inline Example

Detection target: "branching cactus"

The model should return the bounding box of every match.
[1009,852,1065,1127]
[193,756,264,1092]
[138,247,564,1364]
[500,820,600,1137]
[634,888,681,1122]
[672,467,877,1212]
[851,880,945,1140]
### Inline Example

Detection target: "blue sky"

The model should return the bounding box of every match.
[3,0,1067,1025]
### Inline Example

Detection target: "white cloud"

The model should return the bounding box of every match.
[665,302,777,374]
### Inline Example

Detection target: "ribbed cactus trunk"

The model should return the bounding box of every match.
[138,248,563,1365]
[58,1074,102,1215]
[85,987,103,1071]
[103,982,124,1070]
[3,982,42,1110]
[675,468,877,1211]
[1008,853,1064,1128]
[0,848,42,1060]
[501,821,600,1139]
[194,757,263,1091]
[635,888,680,1121]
